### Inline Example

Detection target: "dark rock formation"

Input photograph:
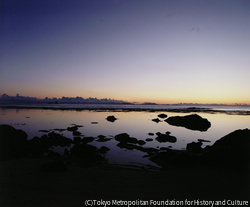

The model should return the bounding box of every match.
[73,136,82,144]
[67,126,78,132]
[155,132,177,143]
[158,113,168,118]
[81,137,95,144]
[99,146,110,154]
[145,138,153,142]
[152,118,161,123]
[106,115,117,122]
[186,141,203,152]
[47,132,72,147]
[96,135,112,142]
[200,129,250,170]
[137,140,146,145]
[0,124,28,161]
[73,131,81,136]
[70,143,104,163]
[165,114,211,131]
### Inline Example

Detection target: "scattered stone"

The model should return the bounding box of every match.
[137,140,146,145]
[106,115,117,122]
[91,122,98,124]
[145,138,153,142]
[158,113,168,118]
[67,126,78,132]
[114,133,130,142]
[165,114,211,131]
[152,118,161,123]
[155,134,177,143]
[148,133,154,136]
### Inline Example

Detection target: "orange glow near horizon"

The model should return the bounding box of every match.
[1,1,249,106]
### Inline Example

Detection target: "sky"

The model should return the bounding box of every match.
[1,0,250,104]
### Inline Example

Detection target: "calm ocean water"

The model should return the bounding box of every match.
[1,104,249,168]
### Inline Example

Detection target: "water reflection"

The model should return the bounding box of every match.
[1,108,249,166]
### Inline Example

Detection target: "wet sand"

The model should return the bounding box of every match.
[0,158,249,206]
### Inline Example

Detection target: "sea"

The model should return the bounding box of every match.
[1,103,249,169]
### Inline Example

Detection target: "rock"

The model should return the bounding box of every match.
[114,133,130,142]
[91,122,98,124]
[158,113,168,118]
[47,132,72,147]
[70,143,97,157]
[40,160,68,172]
[70,143,105,162]
[137,140,146,145]
[81,137,94,144]
[73,131,81,136]
[96,136,112,142]
[149,150,178,167]
[99,146,110,154]
[0,124,28,161]
[67,126,78,132]
[197,139,211,142]
[148,133,154,136]
[200,129,250,170]
[155,134,177,143]
[106,115,117,122]
[39,130,51,133]
[146,138,153,142]
[152,118,161,123]
[212,128,250,149]
[73,136,82,144]
[165,114,211,131]
[186,141,203,152]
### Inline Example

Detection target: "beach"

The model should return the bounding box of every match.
[0,157,249,206]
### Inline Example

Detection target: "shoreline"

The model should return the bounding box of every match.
[1,105,250,115]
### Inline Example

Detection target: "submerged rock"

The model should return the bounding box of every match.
[165,114,211,131]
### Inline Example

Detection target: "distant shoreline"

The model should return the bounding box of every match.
[1,104,250,115]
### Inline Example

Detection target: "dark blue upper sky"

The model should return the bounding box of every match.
[1,0,250,104]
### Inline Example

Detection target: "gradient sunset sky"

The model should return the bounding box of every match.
[1,0,249,104]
